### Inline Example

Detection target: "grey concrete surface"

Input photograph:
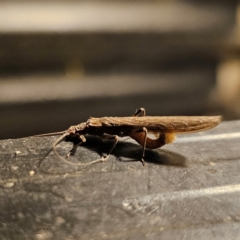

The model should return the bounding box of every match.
[0,120,239,239]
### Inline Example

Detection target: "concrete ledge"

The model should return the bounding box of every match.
[0,120,239,239]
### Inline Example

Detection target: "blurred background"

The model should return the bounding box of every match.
[0,0,240,139]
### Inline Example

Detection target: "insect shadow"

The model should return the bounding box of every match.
[66,135,186,167]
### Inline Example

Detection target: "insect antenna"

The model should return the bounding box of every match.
[31,131,66,137]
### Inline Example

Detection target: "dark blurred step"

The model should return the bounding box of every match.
[0,71,218,139]
[0,2,236,74]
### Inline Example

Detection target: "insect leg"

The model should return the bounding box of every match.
[130,130,171,165]
[101,134,119,161]
[71,134,118,166]
[120,108,146,144]
[133,108,146,117]
[66,135,86,158]
[118,107,146,147]
[139,127,148,166]
[52,133,104,167]
[125,127,148,165]
[52,132,70,150]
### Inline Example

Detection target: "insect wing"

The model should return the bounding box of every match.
[92,116,221,133]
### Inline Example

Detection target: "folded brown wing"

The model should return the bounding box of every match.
[88,116,221,133]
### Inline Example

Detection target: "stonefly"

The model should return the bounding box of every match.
[33,108,221,167]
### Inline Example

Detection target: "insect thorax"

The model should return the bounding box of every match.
[75,123,87,131]
[66,122,87,135]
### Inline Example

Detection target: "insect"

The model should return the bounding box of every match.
[35,108,221,167]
